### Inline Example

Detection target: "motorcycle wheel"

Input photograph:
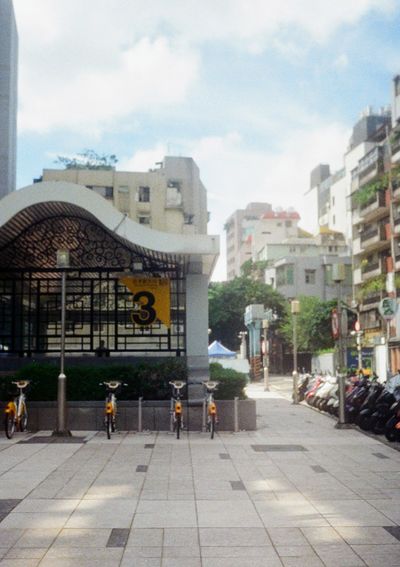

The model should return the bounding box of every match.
[384,418,400,442]
[372,416,386,435]
[358,412,373,430]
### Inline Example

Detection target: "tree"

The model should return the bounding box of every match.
[279,295,336,352]
[55,149,118,170]
[208,276,285,350]
[240,258,268,280]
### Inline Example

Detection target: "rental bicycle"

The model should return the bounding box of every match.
[203,380,219,439]
[4,380,30,439]
[100,381,126,439]
[169,380,185,439]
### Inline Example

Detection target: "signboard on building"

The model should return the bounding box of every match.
[119,277,171,327]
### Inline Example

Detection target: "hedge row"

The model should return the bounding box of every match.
[0,360,248,401]
[209,362,248,400]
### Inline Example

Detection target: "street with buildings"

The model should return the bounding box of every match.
[2,1,400,564]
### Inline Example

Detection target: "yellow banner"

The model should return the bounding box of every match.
[119,277,171,328]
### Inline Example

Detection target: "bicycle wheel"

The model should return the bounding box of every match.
[210,413,216,439]
[106,413,112,439]
[176,414,181,439]
[19,404,28,432]
[4,413,16,439]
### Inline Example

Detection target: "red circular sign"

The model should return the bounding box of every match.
[331,309,339,339]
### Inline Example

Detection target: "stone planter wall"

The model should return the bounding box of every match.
[24,399,257,432]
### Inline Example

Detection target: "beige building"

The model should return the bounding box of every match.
[41,156,208,235]
[225,202,272,280]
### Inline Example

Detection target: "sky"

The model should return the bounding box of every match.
[12,0,400,280]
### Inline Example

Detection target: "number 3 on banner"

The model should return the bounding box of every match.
[131,291,157,325]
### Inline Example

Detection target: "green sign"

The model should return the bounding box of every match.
[378,298,398,320]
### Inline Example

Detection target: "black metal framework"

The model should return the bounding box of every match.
[0,215,186,355]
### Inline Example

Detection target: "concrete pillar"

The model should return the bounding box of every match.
[185,270,209,398]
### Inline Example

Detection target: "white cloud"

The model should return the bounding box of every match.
[18,36,199,133]
[120,144,168,172]
[14,0,396,135]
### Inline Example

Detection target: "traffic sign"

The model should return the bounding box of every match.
[378,298,398,320]
[331,309,339,339]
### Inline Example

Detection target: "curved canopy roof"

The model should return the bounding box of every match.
[0,182,219,275]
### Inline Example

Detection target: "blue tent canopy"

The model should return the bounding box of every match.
[208,340,236,358]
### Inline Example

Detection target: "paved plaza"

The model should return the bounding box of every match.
[0,382,400,566]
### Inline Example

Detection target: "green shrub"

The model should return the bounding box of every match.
[0,360,247,401]
[0,359,187,402]
[209,362,248,399]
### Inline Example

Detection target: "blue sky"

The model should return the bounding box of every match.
[12,0,400,279]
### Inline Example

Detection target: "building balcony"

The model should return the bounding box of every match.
[357,147,384,186]
[360,257,386,281]
[359,224,388,254]
[359,190,388,222]
[360,293,382,312]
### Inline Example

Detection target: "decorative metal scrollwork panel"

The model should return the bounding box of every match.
[0,215,167,270]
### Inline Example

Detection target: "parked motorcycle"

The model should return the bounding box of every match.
[357,381,385,431]
[346,375,371,424]
[384,387,400,442]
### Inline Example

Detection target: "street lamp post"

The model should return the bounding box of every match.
[332,263,349,428]
[291,299,300,404]
[53,249,71,437]
[262,319,269,391]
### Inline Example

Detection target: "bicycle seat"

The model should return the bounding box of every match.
[103,381,121,390]
[169,380,185,390]
[203,381,218,390]
[12,380,30,389]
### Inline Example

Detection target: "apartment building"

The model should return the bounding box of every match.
[306,109,391,244]
[263,229,351,301]
[40,156,208,235]
[225,202,272,280]
[0,0,18,198]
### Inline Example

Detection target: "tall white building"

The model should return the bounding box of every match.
[0,0,18,198]
[306,108,390,246]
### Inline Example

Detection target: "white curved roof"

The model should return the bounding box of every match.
[0,182,220,276]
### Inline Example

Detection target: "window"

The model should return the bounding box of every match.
[138,216,151,225]
[285,220,292,227]
[332,196,335,206]
[138,186,150,202]
[276,265,294,286]
[88,186,113,199]
[332,214,336,225]
[305,269,316,284]
[289,246,296,253]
